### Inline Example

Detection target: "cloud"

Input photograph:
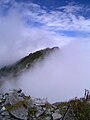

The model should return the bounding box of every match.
[1,39,90,103]
[0,0,90,103]
[1,0,90,32]
[0,1,75,67]
[22,2,90,33]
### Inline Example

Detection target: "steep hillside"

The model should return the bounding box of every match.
[0,47,59,78]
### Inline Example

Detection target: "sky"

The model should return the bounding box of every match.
[0,0,90,66]
[0,0,90,102]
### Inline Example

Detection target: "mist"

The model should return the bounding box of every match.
[1,39,90,103]
[0,9,71,68]
[0,1,90,103]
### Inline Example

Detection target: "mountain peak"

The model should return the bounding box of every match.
[0,47,59,78]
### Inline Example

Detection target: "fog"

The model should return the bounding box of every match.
[0,3,90,103]
[0,9,70,68]
[1,39,90,103]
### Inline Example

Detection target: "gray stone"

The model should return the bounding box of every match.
[52,105,57,109]
[33,98,47,106]
[52,113,62,120]
[43,107,46,111]
[1,106,6,111]
[63,106,68,109]
[0,115,11,120]
[55,109,60,113]
[0,89,65,120]
[0,99,2,103]
[35,109,44,117]
[10,106,28,120]
[3,94,8,100]
[1,111,10,116]
[44,116,51,120]
[18,93,25,98]
[5,91,24,105]
[16,88,22,93]
[50,107,54,112]
[46,109,51,115]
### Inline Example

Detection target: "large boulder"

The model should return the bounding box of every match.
[52,112,62,120]
[4,89,28,120]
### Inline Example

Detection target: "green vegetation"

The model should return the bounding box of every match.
[69,99,90,120]
[55,101,70,115]
[28,107,37,116]
[0,47,58,77]
[6,99,29,111]
[55,98,90,120]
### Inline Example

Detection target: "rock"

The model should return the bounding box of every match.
[63,106,68,109]
[35,110,44,117]
[10,106,28,120]
[18,92,25,98]
[35,106,44,117]
[33,98,47,106]
[0,99,2,103]
[52,105,57,110]
[0,111,11,120]
[16,88,22,93]
[50,107,54,112]
[5,91,24,106]
[52,113,62,120]
[55,109,60,113]
[1,111,9,116]
[2,90,28,120]
[43,107,46,111]
[44,116,51,120]
[1,106,6,111]
[33,99,45,106]
[0,89,89,120]
[46,109,51,115]
[2,94,8,101]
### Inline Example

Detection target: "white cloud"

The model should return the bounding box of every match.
[0,1,90,102]
[22,2,90,32]
[0,1,90,66]
[2,39,90,103]
[57,3,84,13]
[1,0,90,32]
[0,8,72,67]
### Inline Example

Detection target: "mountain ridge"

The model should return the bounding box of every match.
[0,47,59,78]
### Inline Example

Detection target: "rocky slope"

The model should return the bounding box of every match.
[0,89,74,120]
[0,47,58,78]
[0,47,90,120]
[0,89,90,120]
